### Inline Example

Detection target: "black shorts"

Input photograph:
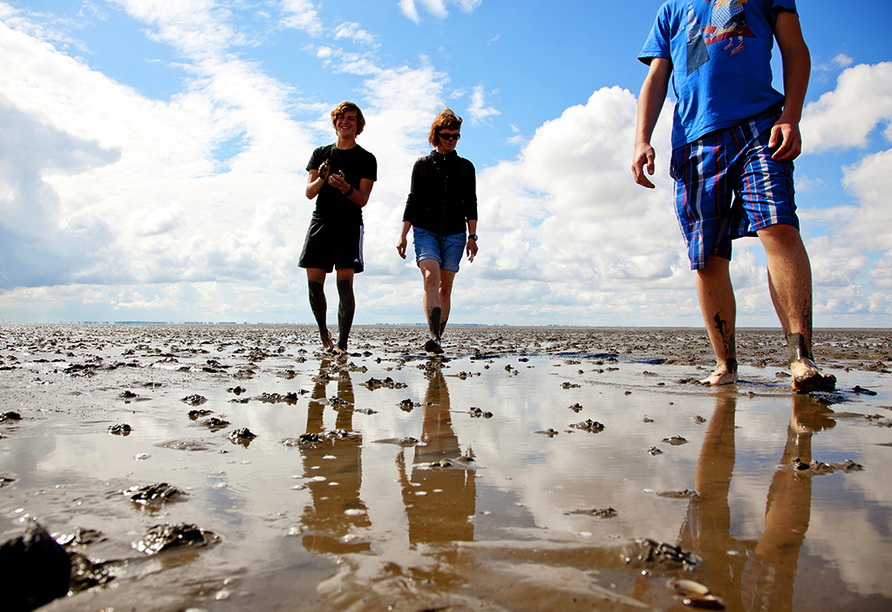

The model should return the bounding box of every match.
[298,220,364,273]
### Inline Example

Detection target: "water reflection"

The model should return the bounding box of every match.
[397,368,476,544]
[680,393,835,611]
[299,359,370,554]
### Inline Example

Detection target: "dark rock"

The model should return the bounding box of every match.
[0,521,72,612]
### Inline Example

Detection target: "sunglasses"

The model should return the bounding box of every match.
[439,132,461,141]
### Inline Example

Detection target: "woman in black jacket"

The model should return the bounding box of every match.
[397,109,478,354]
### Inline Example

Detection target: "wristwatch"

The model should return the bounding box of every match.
[468,234,478,241]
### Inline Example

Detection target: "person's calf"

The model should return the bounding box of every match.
[336,277,355,352]
[308,279,333,351]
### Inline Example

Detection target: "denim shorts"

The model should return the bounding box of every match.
[669,106,799,270]
[413,227,465,272]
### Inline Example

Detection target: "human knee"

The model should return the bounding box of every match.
[421,271,440,292]
[308,278,325,298]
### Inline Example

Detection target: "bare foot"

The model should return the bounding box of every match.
[790,358,836,393]
[424,338,444,355]
[699,364,738,386]
[319,328,334,352]
[332,345,348,356]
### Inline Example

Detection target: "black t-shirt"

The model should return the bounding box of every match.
[306,144,377,226]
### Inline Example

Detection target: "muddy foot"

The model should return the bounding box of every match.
[424,339,444,354]
[319,329,334,352]
[791,359,836,393]
[699,366,738,386]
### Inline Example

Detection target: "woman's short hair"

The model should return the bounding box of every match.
[331,101,365,136]
[428,108,462,147]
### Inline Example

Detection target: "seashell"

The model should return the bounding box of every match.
[672,579,710,597]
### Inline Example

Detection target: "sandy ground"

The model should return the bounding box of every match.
[1,324,890,612]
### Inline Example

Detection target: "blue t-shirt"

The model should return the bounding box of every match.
[639,0,797,149]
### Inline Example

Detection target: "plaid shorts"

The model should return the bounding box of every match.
[669,107,799,270]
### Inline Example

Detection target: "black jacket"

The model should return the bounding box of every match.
[403,150,477,236]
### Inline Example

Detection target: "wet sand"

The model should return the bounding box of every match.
[1,324,890,612]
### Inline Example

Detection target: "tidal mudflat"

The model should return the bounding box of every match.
[0,324,890,611]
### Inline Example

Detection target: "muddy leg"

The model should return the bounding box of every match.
[696,256,738,385]
[424,306,444,354]
[419,259,444,354]
[757,224,835,392]
[307,271,333,351]
[335,276,355,354]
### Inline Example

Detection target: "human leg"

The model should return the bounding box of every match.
[419,259,444,353]
[335,268,356,353]
[696,256,739,385]
[757,224,835,391]
[306,268,333,351]
[438,269,456,338]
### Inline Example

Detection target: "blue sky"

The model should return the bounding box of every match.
[1,0,891,327]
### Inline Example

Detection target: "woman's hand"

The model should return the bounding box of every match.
[396,234,408,259]
[466,236,478,262]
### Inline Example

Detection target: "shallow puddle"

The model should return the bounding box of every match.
[0,324,890,611]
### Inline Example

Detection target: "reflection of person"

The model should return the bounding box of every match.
[631,1,835,391]
[300,101,377,354]
[679,393,834,610]
[397,109,478,355]
[300,359,370,554]
[397,369,476,543]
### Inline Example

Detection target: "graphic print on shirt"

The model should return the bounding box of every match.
[686,3,710,75]
[703,0,755,55]
[686,0,755,74]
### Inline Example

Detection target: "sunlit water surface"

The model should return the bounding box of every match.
[0,324,889,611]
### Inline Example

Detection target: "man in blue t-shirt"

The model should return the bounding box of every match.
[631,0,835,392]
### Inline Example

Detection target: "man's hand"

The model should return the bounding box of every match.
[632,142,657,189]
[318,159,330,180]
[768,117,802,161]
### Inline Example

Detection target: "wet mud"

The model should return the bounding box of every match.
[0,324,890,611]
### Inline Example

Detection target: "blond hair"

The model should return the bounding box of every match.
[330,101,365,136]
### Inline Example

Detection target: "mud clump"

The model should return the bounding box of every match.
[0,521,71,612]
[258,391,299,404]
[362,377,408,390]
[565,507,618,518]
[181,394,207,406]
[128,482,186,508]
[570,419,605,433]
[229,428,257,446]
[623,538,701,570]
[132,523,218,555]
